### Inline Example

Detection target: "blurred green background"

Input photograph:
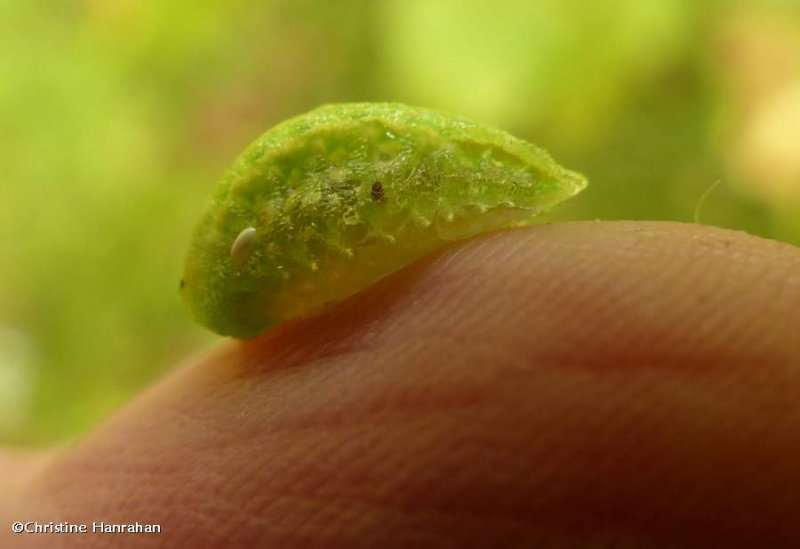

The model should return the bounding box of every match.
[2,0,800,445]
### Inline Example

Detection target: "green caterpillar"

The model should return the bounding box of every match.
[181,103,587,338]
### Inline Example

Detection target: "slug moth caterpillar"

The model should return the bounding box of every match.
[181,103,587,338]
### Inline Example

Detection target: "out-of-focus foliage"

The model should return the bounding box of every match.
[1,0,799,444]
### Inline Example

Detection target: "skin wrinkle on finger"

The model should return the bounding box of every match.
[368,225,789,372]
[200,348,792,520]
[6,221,800,548]
[202,339,491,440]
[241,368,790,545]
[570,226,791,366]
[236,222,708,375]
[65,338,496,528]
[767,259,800,355]
[454,231,664,364]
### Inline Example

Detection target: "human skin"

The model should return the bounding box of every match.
[3,221,800,548]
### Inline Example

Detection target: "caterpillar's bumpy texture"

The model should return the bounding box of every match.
[181,103,587,338]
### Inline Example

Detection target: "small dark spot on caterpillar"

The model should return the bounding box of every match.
[179,278,186,289]
[371,181,384,201]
